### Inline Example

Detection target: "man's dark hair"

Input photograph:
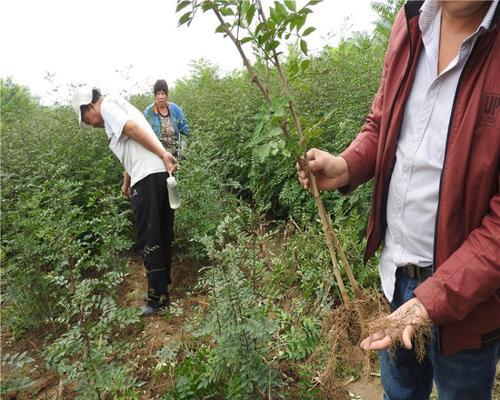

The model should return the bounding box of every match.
[80,88,102,117]
[153,79,169,95]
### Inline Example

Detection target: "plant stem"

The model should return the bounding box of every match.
[257,0,362,300]
[212,6,271,105]
[211,0,362,302]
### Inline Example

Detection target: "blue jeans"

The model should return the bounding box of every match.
[380,268,499,400]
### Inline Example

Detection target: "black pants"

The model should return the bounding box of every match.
[131,172,174,305]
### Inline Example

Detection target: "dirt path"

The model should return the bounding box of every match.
[118,252,207,399]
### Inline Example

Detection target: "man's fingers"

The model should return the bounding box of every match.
[368,336,392,351]
[361,335,393,351]
[307,159,319,172]
[296,161,310,189]
[402,325,414,349]
[360,331,390,350]
[306,148,318,161]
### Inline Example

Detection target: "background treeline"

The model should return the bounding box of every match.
[1,1,403,398]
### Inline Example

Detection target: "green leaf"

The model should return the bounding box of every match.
[176,0,191,13]
[255,22,266,35]
[215,23,230,33]
[304,125,322,140]
[300,39,308,54]
[255,143,272,162]
[178,11,192,26]
[267,19,277,31]
[307,0,323,5]
[274,2,288,20]
[268,127,282,138]
[246,4,256,25]
[220,7,235,16]
[201,2,215,11]
[300,59,311,72]
[287,59,299,77]
[258,31,273,45]
[296,14,306,30]
[240,36,252,44]
[302,26,316,36]
[284,0,297,11]
[266,40,280,52]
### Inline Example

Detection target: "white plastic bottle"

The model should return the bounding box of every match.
[166,173,181,209]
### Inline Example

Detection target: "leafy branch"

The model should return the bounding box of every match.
[177,0,362,303]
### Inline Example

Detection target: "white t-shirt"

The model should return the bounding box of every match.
[100,96,166,187]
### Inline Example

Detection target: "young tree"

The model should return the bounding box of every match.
[177,0,363,303]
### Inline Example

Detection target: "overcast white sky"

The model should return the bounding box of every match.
[0,0,377,105]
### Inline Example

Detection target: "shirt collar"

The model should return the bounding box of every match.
[153,103,170,115]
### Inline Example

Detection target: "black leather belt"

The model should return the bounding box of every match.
[400,264,433,281]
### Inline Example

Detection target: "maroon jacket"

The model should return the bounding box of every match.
[340,2,500,355]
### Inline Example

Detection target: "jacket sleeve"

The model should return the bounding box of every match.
[414,191,500,325]
[339,10,406,194]
[143,104,151,121]
[172,104,190,136]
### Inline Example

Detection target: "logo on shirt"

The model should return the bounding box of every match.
[481,93,500,126]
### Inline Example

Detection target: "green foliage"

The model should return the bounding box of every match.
[171,31,382,229]
[0,352,35,396]
[173,122,241,259]
[282,313,321,361]
[181,212,282,399]
[45,299,141,399]
[1,81,141,397]
[129,92,153,112]
[0,78,38,125]
[162,345,218,399]
[371,0,406,46]
[1,96,132,331]
[178,0,321,61]
[1,1,397,397]
[166,211,357,398]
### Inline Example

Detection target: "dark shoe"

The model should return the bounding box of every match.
[140,303,168,317]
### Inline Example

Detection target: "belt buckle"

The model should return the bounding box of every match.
[406,264,420,279]
[413,265,421,280]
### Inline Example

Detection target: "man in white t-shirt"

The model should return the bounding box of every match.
[72,86,178,316]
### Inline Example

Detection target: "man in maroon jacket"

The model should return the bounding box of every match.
[298,1,499,399]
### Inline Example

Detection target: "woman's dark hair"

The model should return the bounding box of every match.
[80,88,102,117]
[153,79,169,95]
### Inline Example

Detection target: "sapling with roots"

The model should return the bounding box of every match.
[176,0,431,389]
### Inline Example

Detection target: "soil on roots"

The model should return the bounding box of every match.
[366,303,432,362]
[318,289,433,399]
[318,291,387,398]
